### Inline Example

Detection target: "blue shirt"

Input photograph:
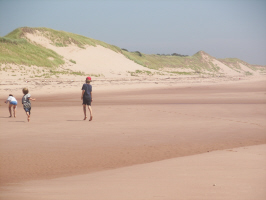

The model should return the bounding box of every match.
[82,84,92,99]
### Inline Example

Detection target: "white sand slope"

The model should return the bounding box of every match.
[239,63,260,76]
[201,52,240,76]
[25,32,155,77]
[1,145,265,200]
[211,59,240,76]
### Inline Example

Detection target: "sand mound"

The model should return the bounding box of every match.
[200,51,240,76]
[239,63,260,76]
[24,32,156,78]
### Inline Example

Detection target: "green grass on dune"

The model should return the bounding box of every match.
[20,27,122,53]
[218,57,257,71]
[121,50,216,73]
[0,36,64,67]
[4,28,24,39]
[1,27,122,68]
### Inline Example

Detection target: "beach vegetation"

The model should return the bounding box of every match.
[168,71,192,75]
[122,50,216,74]
[218,57,258,71]
[70,59,76,64]
[0,36,64,68]
[245,71,253,76]
[1,27,122,69]
[134,51,143,57]
[48,70,85,76]
[129,70,153,76]
[18,27,122,53]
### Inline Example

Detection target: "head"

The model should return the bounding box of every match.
[9,94,13,97]
[86,76,91,83]
[22,88,29,95]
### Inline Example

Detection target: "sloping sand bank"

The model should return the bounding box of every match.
[24,32,157,77]
[1,145,265,200]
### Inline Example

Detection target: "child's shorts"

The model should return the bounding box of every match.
[82,98,91,106]
[24,107,31,114]
[10,101,17,105]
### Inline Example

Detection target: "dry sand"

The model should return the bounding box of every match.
[0,79,266,199]
[24,32,158,77]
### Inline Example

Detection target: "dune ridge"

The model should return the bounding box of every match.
[1,27,265,80]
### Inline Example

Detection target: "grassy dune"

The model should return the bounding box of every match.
[219,58,259,71]
[122,50,221,74]
[0,27,122,68]
[0,27,264,76]
[21,27,122,53]
[1,29,64,68]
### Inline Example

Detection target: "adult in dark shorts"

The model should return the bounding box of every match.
[81,77,93,121]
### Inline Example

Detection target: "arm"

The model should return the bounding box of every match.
[29,97,35,101]
[91,92,93,102]
[5,97,10,104]
[81,90,85,100]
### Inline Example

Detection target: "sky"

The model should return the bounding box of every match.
[0,0,266,65]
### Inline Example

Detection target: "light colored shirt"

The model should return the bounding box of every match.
[6,96,17,104]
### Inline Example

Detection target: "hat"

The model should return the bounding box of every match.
[86,77,91,81]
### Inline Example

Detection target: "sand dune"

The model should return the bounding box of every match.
[200,51,240,76]
[239,63,260,76]
[25,32,155,77]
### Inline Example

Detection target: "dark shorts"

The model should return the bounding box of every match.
[24,107,31,114]
[83,98,91,106]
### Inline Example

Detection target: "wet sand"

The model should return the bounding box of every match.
[1,145,265,200]
[0,80,266,199]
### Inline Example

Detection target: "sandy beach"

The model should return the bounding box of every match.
[1,145,265,200]
[0,78,266,199]
[0,29,266,199]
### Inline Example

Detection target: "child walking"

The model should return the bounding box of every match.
[5,94,18,117]
[81,77,93,121]
[22,88,35,122]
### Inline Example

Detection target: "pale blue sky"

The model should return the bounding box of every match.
[0,0,265,65]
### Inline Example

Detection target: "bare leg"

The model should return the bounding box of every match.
[83,104,87,120]
[26,112,30,122]
[13,105,17,118]
[88,105,93,121]
[8,104,12,117]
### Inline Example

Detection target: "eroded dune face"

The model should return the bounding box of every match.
[24,32,152,78]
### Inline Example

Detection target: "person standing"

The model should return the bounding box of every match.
[81,77,93,121]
